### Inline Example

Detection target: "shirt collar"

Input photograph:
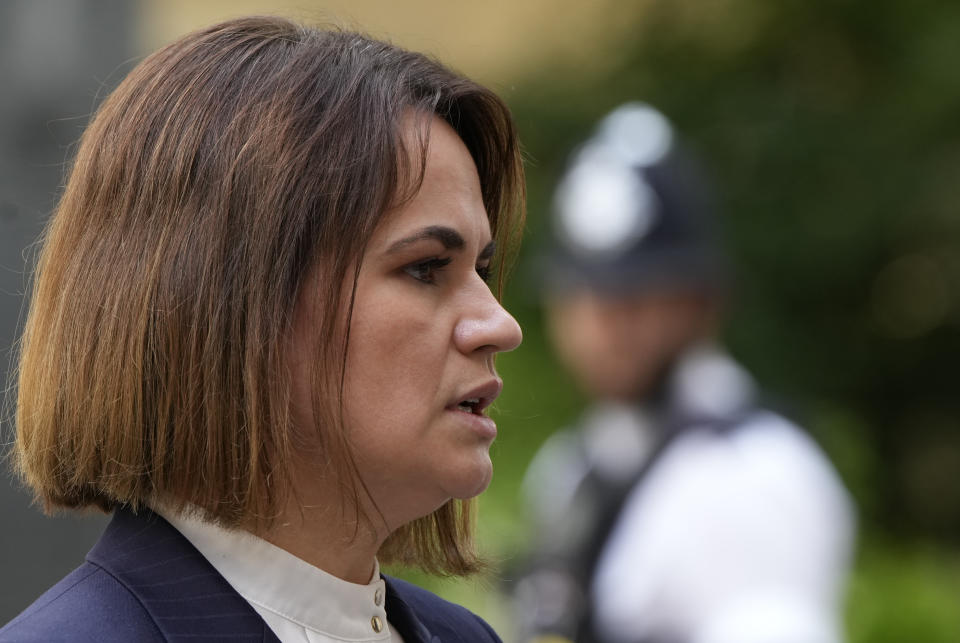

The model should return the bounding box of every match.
[157,506,390,641]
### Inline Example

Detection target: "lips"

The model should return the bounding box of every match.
[447,378,503,416]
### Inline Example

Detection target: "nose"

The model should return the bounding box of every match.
[454,290,523,356]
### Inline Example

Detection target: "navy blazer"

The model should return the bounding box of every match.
[0,507,501,642]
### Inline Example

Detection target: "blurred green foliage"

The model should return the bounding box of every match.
[400,0,960,639]
[847,539,960,642]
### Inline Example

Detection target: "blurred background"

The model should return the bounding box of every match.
[2,1,959,641]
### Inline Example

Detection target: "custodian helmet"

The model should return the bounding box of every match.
[546,102,729,296]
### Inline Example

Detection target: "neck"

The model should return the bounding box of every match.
[257,492,387,585]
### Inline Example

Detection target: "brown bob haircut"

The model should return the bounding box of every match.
[13,16,524,575]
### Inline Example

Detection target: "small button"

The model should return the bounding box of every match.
[374,588,383,606]
[371,615,384,633]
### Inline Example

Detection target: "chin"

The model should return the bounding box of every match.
[390,468,491,529]
[444,456,493,500]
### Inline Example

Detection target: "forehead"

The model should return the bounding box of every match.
[371,115,491,244]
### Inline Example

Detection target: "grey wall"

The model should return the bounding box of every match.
[0,0,139,622]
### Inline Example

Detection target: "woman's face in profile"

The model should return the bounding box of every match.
[290,116,522,528]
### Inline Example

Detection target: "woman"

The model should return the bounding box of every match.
[1,16,523,643]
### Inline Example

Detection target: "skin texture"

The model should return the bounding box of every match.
[547,291,713,402]
[270,116,522,583]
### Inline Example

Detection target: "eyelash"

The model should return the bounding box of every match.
[404,257,492,285]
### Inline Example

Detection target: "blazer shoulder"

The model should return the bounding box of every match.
[0,562,163,642]
[385,575,501,642]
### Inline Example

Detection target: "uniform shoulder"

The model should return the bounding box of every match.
[384,575,501,642]
[664,410,849,498]
[0,562,162,642]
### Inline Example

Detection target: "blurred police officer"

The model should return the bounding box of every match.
[514,103,856,643]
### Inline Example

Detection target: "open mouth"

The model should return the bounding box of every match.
[455,398,482,415]
[448,379,501,418]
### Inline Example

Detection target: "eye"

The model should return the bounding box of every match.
[403,257,452,285]
[476,263,492,283]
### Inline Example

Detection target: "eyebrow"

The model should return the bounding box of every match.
[479,239,496,261]
[387,225,497,260]
[388,226,464,252]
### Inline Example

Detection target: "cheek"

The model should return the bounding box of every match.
[350,305,438,379]
[343,291,447,433]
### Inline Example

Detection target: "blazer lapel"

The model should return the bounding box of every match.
[87,507,280,642]
[383,576,438,643]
